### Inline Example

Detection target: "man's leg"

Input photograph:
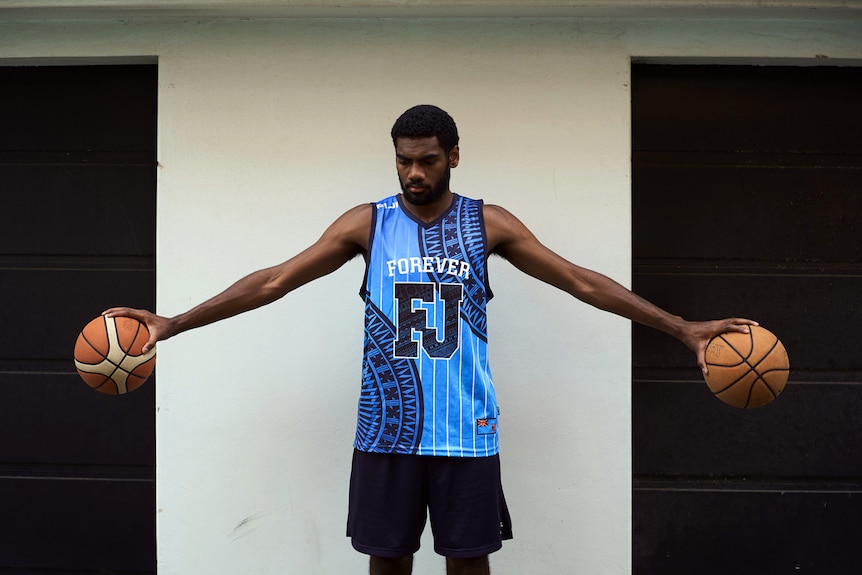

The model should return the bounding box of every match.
[348,452,427,565]
[427,456,511,566]
[370,555,413,575]
[446,555,490,575]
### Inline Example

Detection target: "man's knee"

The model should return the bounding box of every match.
[370,554,414,575]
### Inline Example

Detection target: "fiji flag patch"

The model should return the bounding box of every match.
[476,418,498,435]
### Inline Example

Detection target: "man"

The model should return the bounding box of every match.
[107,105,755,575]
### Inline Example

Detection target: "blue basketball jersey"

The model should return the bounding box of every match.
[356,193,499,457]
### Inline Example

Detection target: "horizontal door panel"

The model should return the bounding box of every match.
[632,381,862,477]
[0,65,157,153]
[634,487,861,575]
[0,372,155,466]
[0,164,156,256]
[0,476,155,572]
[633,164,861,262]
[632,65,862,154]
[0,267,154,361]
[632,273,861,371]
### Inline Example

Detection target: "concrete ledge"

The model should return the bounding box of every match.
[1,0,860,20]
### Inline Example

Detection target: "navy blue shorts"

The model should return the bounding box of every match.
[346,450,513,559]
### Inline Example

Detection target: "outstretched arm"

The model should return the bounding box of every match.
[484,204,756,373]
[105,204,372,353]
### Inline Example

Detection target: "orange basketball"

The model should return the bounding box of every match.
[74,315,156,394]
[704,325,789,408]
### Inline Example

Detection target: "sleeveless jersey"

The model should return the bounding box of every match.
[356,193,499,458]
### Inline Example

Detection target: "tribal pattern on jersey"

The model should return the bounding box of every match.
[357,194,499,457]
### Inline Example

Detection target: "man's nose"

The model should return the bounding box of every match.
[407,163,425,181]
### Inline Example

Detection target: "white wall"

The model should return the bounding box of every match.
[2,9,859,575]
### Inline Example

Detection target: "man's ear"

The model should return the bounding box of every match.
[449,145,460,168]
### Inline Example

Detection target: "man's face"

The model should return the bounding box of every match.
[395,136,459,206]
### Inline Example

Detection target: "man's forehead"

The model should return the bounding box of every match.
[395,136,444,156]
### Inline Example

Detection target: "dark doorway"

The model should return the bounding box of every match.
[0,64,157,573]
[632,64,861,574]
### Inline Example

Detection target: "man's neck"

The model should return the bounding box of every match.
[400,190,454,223]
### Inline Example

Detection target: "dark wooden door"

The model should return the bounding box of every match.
[0,65,157,573]
[632,64,861,574]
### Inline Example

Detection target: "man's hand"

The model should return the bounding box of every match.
[679,318,759,375]
[103,307,173,354]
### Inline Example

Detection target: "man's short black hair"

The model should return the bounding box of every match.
[391,105,459,153]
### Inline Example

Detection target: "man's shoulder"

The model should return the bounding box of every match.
[481,203,532,255]
[481,202,512,221]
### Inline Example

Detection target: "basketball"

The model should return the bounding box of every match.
[703,325,789,408]
[74,315,156,394]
